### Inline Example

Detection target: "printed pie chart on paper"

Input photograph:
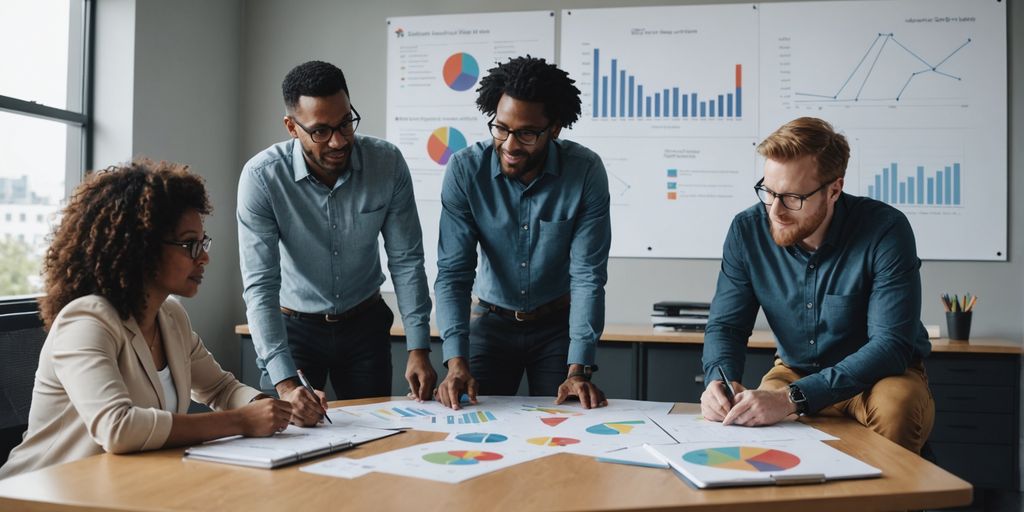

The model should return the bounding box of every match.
[422,450,504,466]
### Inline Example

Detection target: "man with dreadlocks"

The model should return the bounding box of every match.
[433,56,611,410]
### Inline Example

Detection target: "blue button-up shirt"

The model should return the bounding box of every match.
[435,138,611,365]
[702,193,931,414]
[238,135,432,386]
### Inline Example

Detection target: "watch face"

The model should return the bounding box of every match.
[789,386,805,403]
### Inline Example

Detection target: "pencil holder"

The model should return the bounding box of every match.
[945,311,972,341]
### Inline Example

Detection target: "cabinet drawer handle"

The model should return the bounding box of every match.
[946,424,979,430]
[694,375,705,384]
[944,368,976,373]
[946,397,972,401]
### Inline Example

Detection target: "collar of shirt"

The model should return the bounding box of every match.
[288,137,363,188]
[488,138,564,183]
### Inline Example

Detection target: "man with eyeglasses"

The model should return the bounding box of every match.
[433,56,612,410]
[700,117,934,453]
[237,60,435,426]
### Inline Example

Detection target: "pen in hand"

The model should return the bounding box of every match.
[296,369,332,424]
[716,365,736,405]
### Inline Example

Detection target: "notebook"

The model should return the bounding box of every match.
[184,424,399,469]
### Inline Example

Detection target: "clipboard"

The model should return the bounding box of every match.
[643,441,881,489]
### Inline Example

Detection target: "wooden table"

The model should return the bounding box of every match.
[0,399,971,512]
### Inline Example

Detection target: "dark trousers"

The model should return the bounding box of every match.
[264,298,394,399]
[468,303,570,396]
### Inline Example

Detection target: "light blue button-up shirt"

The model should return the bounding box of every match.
[701,193,931,414]
[434,138,611,366]
[238,135,431,386]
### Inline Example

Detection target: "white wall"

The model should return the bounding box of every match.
[93,0,246,372]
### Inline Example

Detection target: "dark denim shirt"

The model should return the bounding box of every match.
[434,138,612,365]
[702,193,931,413]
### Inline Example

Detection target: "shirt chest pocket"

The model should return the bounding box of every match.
[538,217,574,253]
[350,204,387,246]
[821,293,865,335]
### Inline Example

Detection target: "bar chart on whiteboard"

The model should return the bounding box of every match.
[561,4,759,258]
[759,0,1005,260]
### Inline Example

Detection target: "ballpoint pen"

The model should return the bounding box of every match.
[716,365,736,404]
[296,369,332,424]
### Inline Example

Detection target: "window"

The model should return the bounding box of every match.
[0,1,91,298]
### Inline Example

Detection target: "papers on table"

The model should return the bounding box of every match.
[318,439,556,484]
[204,396,878,488]
[645,440,882,488]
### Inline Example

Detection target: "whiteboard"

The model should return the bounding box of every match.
[383,11,556,292]
[560,4,761,259]
[759,0,1007,261]
[560,0,1006,261]
[381,1,1007,295]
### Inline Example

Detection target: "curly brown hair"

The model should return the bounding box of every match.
[39,160,211,330]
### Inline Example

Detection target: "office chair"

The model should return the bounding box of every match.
[0,302,46,467]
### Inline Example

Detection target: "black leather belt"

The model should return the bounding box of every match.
[478,294,570,322]
[281,292,382,324]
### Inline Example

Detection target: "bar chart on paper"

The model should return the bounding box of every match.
[433,411,499,425]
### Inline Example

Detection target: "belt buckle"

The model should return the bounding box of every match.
[324,314,340,323]
[514,310,528,322]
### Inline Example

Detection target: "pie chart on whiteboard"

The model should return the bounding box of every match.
[427,126,468,166]
[442,52,479,91]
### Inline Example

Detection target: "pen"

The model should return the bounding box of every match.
[296,369,332,424]
[716,365,736,404]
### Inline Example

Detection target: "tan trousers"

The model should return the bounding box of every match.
[759,358,935,454]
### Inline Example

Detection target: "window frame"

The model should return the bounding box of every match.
[0,0,94,305]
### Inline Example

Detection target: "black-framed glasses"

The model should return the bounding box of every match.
[290,107,361,143]
[163,234,212,259]
[487,118,551,146]
[754,177,834,211]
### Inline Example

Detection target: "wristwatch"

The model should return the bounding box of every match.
[568,365,598,381]
[788,384,809,415]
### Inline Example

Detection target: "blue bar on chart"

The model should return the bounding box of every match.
[867,162,962,206]
[434,410,498,425]
[590,48,743,120]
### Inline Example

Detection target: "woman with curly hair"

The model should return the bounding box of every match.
[0,160,292,478]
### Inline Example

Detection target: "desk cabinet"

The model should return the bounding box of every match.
[644,344,775,402]
[927,353,1020,490]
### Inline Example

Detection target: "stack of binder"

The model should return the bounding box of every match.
[651,301,711,331]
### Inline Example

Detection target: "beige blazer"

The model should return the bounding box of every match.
[0,295,260,478]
